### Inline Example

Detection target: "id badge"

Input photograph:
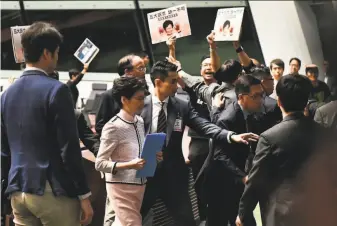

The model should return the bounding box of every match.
[173,117,183,132]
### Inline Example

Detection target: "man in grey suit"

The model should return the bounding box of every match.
[314,100,337,130]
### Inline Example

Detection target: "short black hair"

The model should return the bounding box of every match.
[270,58,285,70]
[117,54,137,76]
[305,66,319,78]
[21,22,63,63]
[289,57,301,67]
[251,66,271,81]
[200,55,210,65]
[234,74,261,97]
[214,59,242,84]
[163,20,174,30]
[69,68,80,79]
[276,74,312,112]
[111,76,149,107]
[150,60,177,85]
[223,20,230,28]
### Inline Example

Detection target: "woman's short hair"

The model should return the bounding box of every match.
[112,76,149,106]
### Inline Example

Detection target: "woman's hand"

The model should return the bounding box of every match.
[129,158,146,170]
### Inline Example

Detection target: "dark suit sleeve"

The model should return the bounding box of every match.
[215,115,246,179]
[184,101,229,142]
[95,91,113,136]
[239,135,272,222]
[210,106,223,123]
[77,112,99,155]
[50,85,90,196]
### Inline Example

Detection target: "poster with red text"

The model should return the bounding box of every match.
[213,7,245,41]
[147,4,191,44]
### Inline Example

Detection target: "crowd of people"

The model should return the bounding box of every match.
[1,21,337,226]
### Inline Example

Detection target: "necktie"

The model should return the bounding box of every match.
[245,114,254,173]
[157,102,167,133]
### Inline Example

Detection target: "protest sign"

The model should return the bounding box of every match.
[147,4,191,44]
[213,7,245,41]
[10,26,30,63]
[74,38,99,64]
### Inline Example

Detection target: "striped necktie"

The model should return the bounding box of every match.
[157,102,167,133]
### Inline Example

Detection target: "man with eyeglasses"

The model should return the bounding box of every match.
[204,74,263,226]
[94,54,148,226]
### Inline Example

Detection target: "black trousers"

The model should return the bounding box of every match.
[206,162,256,226]
[141,164,196,226]
[188,138,209,221]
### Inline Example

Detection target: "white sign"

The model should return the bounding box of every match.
[213,7,245,41]
[74,38,99,64]
[147,4,191,44]
[10,26,30,63]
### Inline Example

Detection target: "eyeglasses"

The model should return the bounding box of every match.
[135,67,147,72]
[242,92,266,100]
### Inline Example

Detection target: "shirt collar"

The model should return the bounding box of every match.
[24,66,48,76]
[238,103,251,120]
[238,103,265,119]
[152,94,169,105]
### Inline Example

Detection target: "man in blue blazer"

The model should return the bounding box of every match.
[1,22,93,226]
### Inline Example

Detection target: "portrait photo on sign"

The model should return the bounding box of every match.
[213,7,245,41]
[147,4,191,44]
[10,26,30,63]
[74,38,99,64]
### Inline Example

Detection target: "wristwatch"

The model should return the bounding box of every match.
[236,46,244,53]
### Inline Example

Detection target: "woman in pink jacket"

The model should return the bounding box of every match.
[95,76,149,226]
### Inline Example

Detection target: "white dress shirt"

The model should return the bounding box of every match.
[151,94,169,133]
[25,66,48,75]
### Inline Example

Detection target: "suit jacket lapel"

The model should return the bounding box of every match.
[166,97,178,145]
[141,96,152,135]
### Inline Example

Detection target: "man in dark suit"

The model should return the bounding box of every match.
[75,110,99,154]
[205,75,263,226]
[140,60,259,226]
[1,22,93,226]
[236,75,319,226]
[314,100,337,130]
[66,63,89,108]
[95,54,146,136]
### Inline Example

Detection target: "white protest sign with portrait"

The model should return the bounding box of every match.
[74,38,100,64]
[147,4,191,44]
[213,7,245,41]
[10,25,30,63]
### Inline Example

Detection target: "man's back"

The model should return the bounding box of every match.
[262,114,336,226]
[1,70,89,198]
[252,114,323,223]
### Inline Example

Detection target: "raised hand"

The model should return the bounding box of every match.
[207,30,216,49]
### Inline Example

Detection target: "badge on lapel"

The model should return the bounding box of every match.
[173,114,183,132]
